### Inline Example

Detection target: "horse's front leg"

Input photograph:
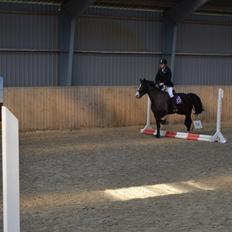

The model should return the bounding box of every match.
[153,113,161,138]
[184,114,192,132]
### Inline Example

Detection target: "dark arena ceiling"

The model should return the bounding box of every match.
[0,0,232,14]
[94,0,232,14]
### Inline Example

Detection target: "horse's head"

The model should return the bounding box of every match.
[135,78,154,99]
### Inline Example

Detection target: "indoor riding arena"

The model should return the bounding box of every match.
[0,1,232,232]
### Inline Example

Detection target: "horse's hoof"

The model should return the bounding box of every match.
[155,134,161,138]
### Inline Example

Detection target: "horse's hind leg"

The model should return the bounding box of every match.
[184,114,192,132]
[153,113,161,138]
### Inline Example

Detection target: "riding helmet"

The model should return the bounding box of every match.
[159,58,168,64]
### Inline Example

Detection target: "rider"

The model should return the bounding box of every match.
[155,58,178,112]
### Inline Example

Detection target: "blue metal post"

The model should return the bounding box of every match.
[66,17,76,86]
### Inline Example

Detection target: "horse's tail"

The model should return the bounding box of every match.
[188,93,204,115]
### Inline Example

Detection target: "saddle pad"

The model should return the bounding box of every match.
[175,95,183,104]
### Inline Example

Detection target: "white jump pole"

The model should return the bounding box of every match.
[140,97,152,133]
[2,106,20,232]
[211,88,226,143]
[140,88,226,143]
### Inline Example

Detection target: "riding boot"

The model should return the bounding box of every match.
[171,97,178,113]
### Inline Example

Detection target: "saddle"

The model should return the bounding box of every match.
[158,85,183,105]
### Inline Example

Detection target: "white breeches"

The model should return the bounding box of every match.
[166,87,174,98]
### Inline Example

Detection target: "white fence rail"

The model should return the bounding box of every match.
[2,106,20,232]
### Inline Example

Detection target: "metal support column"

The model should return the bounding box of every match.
[66,17,76,86]
[163,0,209,81]
[170,24,177,79]
[163,21,177,80]
[59,15,72,86]
[59,0,96,86]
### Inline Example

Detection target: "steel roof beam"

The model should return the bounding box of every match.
[61,0,96,18]
[164,0,209,23]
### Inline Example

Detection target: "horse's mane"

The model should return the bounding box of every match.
[142,79,158,89]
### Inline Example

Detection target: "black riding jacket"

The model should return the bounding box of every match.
[155,66,174,87]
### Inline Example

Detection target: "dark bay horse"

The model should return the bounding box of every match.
[136,79,204,138]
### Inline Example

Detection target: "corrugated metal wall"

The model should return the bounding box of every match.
[175,56,232,85]
[174,19,232,85]
[0,52,58,86]
[0,11,59,86]
[73,14,162,85]
[176,22,232,54]
[74,10,232,86]
[73,54,160,85]
[76,15,162,51]
[0,6,232,86]
[0,13,58,49]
